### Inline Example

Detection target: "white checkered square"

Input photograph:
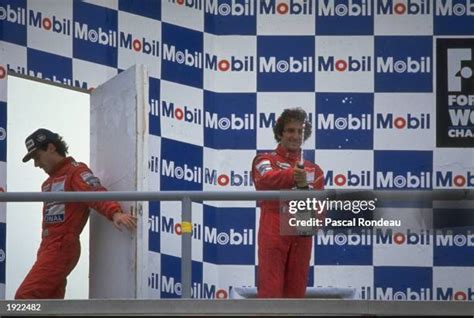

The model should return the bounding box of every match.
[373,207,434,267]
[203,262,256,299]
[203,34,256,92]
[374,93,434,150]
[27,0,73,57]
[159,80,204,146]
[315,36,374,92]
[314,265,374,299]
[433,267,474,301]
[118,11,161,78]
[374,1,433,36]
[257,92,315,150]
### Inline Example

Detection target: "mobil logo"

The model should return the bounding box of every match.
[324,170,372,187]
[376,0,432,15]
[259,55,313,74]
[318,55,371,72]
[119,31,160,57]
[161,159,202,183]
[161,275,228,299]
[204,226,254,246]
[204,168,254,187]
[205,53,255,72]
[317,0,372,16]
[376,112,431,130]
[259,0,313,15]
[436,171,474,187]
[375,286,432,300]
[375,151,433,189]
[163,43,202,69]
[28,9,71,35]
[0,3,26,25]
[435,230,474,247]
[74,21,117,47]
[161,100,202,125]
[205,0,255,16]
[160,215,202,240]
[376,170,431,189]
[375,229,432,245]
[436,287,474,301]
[317,113,372,130]
[377,56,431,74]
[205,112,254,131]
[161,276,203,299]
[316,229,373,246]
[435,0,474,16]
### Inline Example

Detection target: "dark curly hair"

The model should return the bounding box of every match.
[273,107,312,142]
[38,136,69,157]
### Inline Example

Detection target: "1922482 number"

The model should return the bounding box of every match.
[6,303,41,311]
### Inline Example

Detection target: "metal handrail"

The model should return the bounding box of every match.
[2,189,474,299]
[0,189,473,202]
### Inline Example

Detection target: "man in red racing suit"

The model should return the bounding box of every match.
[15,128,136,299]
[252,108,324,298]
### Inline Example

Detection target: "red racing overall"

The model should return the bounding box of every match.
[15,157,121,299]
[252,144,324,298]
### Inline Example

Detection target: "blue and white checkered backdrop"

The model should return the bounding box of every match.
[1,0,474,300]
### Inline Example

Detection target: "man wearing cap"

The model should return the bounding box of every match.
[251,108,324,298]
[15,128,137,299]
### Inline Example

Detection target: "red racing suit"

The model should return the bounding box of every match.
[252,144,324,298]
[15,157,121,299]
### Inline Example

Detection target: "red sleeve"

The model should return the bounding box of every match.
[252,154,295,190]
[70,165,121,221]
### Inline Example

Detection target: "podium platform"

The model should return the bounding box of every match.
[229,287,356,299]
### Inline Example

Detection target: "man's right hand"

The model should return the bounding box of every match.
[112,211,137,232]
[293,166,308,188]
